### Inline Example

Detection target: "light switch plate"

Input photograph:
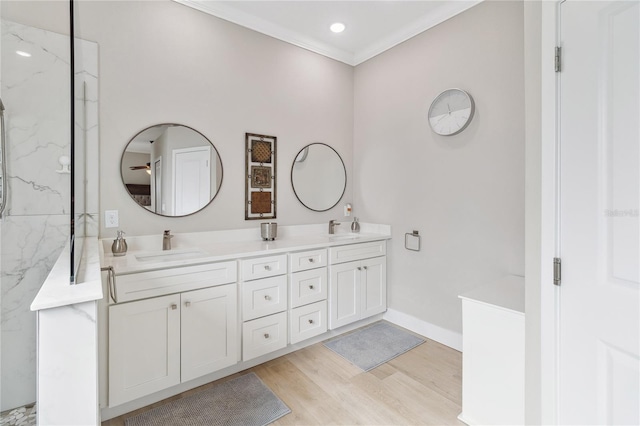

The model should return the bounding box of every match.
[104,210,119,228]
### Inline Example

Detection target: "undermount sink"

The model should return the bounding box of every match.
[329,234,360,241]
[135,249,208,262]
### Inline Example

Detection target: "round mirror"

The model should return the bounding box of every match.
[121,124,223,217]
[291,143,346,212]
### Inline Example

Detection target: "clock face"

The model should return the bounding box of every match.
[428,89,475,136]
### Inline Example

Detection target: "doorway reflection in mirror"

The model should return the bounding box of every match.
[121,124,223,217]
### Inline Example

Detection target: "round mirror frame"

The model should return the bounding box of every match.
[291,142,347,212]
[120,123,224,217]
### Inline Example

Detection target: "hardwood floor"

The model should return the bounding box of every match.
[103,326,464,425]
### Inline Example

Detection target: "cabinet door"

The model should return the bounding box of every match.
[361,256,387,319]
[329,261,361,330]
[109,294,180,407]
[181,284,238,383]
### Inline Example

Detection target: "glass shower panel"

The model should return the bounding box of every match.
[71,34,99,283]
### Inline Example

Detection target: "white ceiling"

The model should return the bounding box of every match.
[174,0,482,66]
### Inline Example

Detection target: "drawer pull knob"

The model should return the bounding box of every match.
[171,304,177,310]
[308,319,314,324]
[363,266,368,270]
[264,265,271,271]
[264,333,270,339]
[309,285,314,290]
[185,301,191,307]
[308,258,315,263]
[357,267,362,271]
[264,295,271,301]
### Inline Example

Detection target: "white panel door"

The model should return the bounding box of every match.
[361,256,386,319]
[173,146,211,215]
[329,261,361,329]
[181,284,238,383]
[108,294,181,407]
[153,157,162,214]
[559,2,639,424]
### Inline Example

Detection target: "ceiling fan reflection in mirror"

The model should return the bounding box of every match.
[129,162,150,170]
[128,138,153,173]
[130,162,151,174]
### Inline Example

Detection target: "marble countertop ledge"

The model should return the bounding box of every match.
[31,237,104,311]
[458,275,525,315]
[101,222,391,276]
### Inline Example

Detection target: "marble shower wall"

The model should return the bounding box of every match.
[0,20,99,411]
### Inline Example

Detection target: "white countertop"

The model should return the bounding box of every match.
[458,275,525,315]
[31,237,104,311]
[32,223,390,311]
[101,223,392,275]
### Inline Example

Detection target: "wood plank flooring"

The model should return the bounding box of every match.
[103,326,464,425]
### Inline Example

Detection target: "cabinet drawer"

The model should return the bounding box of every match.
[329,240,386,264]
[242,254,287,281]
[289,249,327,272]
[242,312,287,361]
[290,268,327,308]
[290,300,327,345]
[114,261,237,303]
[242,275,287,321]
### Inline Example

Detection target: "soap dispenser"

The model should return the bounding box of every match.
[351,217,360,233]
[112,230,128,257]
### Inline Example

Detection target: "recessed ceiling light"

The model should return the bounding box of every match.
[330,23,346,33]
[16,50,31,57]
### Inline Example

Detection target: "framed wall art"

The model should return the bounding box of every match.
[245,133,276,220]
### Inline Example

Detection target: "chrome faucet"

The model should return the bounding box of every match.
[163,230,173,250]
[329,220,341,234]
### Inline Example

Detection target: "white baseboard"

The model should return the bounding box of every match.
[457,413,473,425]
[383,308,463,352]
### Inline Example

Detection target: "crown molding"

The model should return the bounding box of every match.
[353,1,483,65]
[174,0,356,65]
[174,0,483,67]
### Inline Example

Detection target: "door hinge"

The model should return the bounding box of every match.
[553,257,561,286]
[555,46,562,72]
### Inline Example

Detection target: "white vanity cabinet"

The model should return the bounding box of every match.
[100,228,392,417]
[241,254,289,361]
[289,249,328,344]
[329,241,387,330]
[108,262,238,407]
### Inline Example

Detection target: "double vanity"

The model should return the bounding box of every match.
[99,223,390,417]
[29,121,386,423]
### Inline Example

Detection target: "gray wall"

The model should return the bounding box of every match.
[353,1,525,335]
[74,0,354,236]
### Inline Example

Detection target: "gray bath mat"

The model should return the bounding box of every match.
[125,372,290,426]
[323,321,425,371]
